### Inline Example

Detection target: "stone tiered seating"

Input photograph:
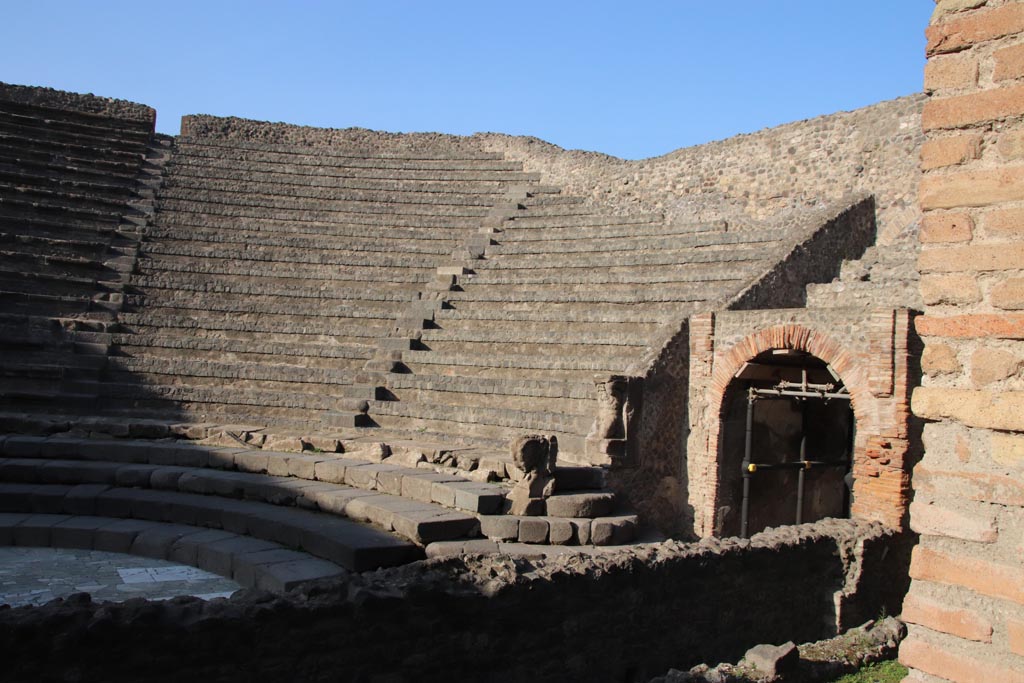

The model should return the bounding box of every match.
[0,92,159,415]
[369,193,797,459]
[103,137,548,429]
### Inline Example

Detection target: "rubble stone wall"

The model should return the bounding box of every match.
[183,96,923,246]
[899,2,1024,682]
[0,520,908,683]
[0,81,155,126]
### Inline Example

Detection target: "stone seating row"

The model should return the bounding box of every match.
[0,483,416,573]
[0,432,637,545]
[0,512,346,592]
[173,141,524,171]
[0,95,157,417]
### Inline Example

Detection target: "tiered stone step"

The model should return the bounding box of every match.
[0,435,492,550]
[371,202,788,458]
[0,93,156,419]
[805,241,923,309]
[0,512,346,593]
[107,136,546,430]
[0,428,639,547]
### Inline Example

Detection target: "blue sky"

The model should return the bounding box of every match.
[2,1,932,160]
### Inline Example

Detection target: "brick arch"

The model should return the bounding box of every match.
[701,323,873,537]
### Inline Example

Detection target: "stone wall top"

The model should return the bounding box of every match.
[181,95,924,244]
[0,82,155,127]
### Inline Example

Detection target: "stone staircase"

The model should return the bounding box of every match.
[370,198,797,461]
[0,94,161,416]
[805,238,923,310]
[0,431,639,556]
[100,137,549,430]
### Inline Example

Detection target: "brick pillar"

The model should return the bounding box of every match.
[899,2,1024,681]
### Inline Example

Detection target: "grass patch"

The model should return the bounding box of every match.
[829,659,907,683]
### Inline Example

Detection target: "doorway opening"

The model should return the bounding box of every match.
[716,349,854,538]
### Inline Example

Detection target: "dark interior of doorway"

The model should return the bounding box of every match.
[716,349,854,538]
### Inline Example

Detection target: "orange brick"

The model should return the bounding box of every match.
[921,211,974,242]
[982,206,1024,239]
[926,4,1024,56]
[918,243,1024,272]
[910,546,1024,605]
[995,42,1024,82]
[920,166,1024,209]
[991,278,1024,310]
[923,83,1024,130]
[900,636,1024,683]
[921,134,983,170]
[926,53,980,92]
[916,313,1024,339]
[1009,617,1024,657]
[902,593,993,641]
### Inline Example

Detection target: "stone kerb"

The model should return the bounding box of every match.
[0,81,156,127]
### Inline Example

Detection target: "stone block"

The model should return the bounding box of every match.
[0,513,31,545]
[518,518,549,544]
[149,467,190,490]
[2,436,46,458]
[590,516,637,546]
[400,472,463,503]
[743,641,798,678]
[480,515,519,541]
[233,451,270,474]
[313,459,350,484]
[92,519,156,553]
[114,464,158,488]
[545,492,615,519]
[14,513,72,547]
[197,536,281,578]
[547,518,574,545]
[571,519,592,545]
[62,484,111,516]
[391,509,479,545]
[445,481,505,514]
[970,348,1021,386]
[51,516,110,549]
[305,487,378,516]
[168,529,238,566]
[254,557,347,592]
[345,463,401,491]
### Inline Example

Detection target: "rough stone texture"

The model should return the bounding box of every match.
[0,520,908,683]
[900,3,1024,681]
[0,81,156,125]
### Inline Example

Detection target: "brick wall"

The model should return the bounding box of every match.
[899,2,1024,682]
[685,309,916,539]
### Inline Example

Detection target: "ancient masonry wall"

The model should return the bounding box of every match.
[685,308,917,539]
[472,96,925,246]
[184,96,924,246]
[611,199,883,536]
[898,2,1024,682]
[0,521,908,683]
[0,81,155,126]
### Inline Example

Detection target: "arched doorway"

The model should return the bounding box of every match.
[716,348,854,538]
